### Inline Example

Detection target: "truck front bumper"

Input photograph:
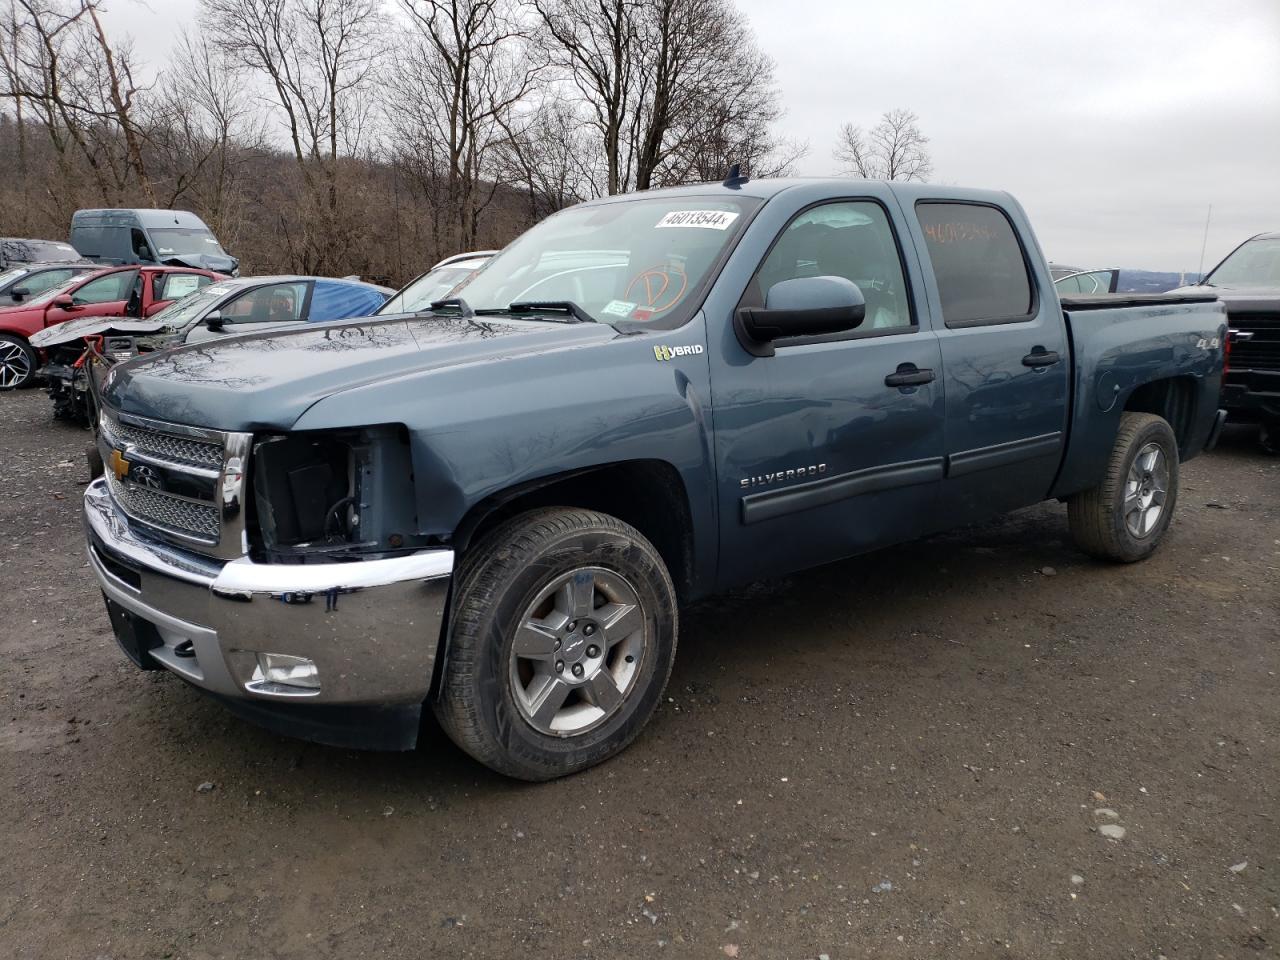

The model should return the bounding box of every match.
[83,477,453,750]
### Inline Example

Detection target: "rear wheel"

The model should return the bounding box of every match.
[435,508,677,781]
[1068,412,1179,562]
[0,334,37,390]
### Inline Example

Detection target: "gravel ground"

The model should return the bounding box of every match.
[1,387,1278,960]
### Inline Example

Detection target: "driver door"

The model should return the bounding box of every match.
[43,269,138,329]
[709,197,946,589]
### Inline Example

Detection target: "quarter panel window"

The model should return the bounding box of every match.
[916,202,1034,326]
[750,200,914,338]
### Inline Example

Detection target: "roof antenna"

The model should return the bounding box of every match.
[723,162,749,188]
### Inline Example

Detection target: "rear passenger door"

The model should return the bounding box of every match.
[910,200,1069,524]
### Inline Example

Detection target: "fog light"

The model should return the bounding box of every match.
[251,653,320,690]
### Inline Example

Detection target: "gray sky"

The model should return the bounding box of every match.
[106,0,1280,271]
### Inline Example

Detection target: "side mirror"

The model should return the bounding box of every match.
[53,294,77,310]
[138,246,153,261]
[734,276,866,357]
[11,286,30,302]
[204,310,225,331]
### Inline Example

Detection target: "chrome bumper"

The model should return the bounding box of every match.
[83,477,453,707]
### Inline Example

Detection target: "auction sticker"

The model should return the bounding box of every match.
[655,210,739,230]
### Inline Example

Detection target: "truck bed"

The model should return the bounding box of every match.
[1050,296,1228,498]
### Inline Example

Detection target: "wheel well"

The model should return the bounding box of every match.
[454,460,696,601]
[1124,377,1197,456]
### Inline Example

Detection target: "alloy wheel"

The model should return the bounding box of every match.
[509,566,647,736]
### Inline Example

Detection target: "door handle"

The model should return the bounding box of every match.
[1022,349,1061,368]
[885,364,936,388]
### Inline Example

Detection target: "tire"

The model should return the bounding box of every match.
[1260,420,1279,456]
[435,508,678,781]
[0,334,37,390]
[1068,412,1180,562]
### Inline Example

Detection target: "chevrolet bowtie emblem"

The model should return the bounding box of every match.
[110,448,130,482]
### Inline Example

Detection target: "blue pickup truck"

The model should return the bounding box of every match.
[82,178,1227,780]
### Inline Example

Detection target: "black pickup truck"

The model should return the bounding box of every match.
[1173,232,1280,451]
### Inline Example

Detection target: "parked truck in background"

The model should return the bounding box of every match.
[80,178,1226,780]
[1172,232,1280,452]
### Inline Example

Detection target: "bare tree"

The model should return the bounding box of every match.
[201,0,384,273]
[531,0,637,196]
[834,108,932,182]
[494,97,594,221]
[0,0,155,210]
[386,0,538,254]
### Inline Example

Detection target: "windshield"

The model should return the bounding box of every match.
[149,227,227,259]
[1207,237,1280,288]
[148,280,241,331]
[1,239,80,263]
[453,195,761,327]
[379,261,489,314]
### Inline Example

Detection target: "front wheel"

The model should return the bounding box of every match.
[0,334,37,390]
[435,508,678,781]
[1068,412,1180,562]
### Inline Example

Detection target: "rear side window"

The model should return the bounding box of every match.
[916,202,1034,326]
[155,272,211,301]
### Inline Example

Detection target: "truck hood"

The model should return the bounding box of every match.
[101,313,618,431]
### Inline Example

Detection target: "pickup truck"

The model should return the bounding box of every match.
[1172,231,1280,452]
[0,264,223,390]
[81,178,1227,780]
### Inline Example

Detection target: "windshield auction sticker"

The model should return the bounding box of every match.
[655,210,740,230]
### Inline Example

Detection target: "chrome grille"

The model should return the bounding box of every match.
[103,418,223,469]
[98,408,251,559]
[106,471,221,541]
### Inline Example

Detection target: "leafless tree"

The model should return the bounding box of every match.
[494,98,595,221]
[834,108,932,182]
[386,0,538,254]
[142,32,267,245]
[200,0,384,273]
[0,0,154,210]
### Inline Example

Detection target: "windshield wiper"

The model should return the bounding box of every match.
[504,300,597,323]
[427,297,476,317]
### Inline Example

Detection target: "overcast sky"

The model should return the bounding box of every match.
[105,0,1280,271]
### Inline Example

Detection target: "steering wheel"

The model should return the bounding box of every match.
[625,265,688,314]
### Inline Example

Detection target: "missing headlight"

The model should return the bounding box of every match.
[253,433,357,551]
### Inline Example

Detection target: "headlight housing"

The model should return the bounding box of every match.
[250,425,418,562]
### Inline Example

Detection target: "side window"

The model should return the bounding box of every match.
[221,282,309,323]
[131,228,154,261]
[750,200,914,337]
[155,272,209,301]
[24,269,74,295]
[916,202,1034,326]
[73,270,138,305]
[1054,274,1084,294]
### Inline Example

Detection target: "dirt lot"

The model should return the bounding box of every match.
[1,388,1277,960]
